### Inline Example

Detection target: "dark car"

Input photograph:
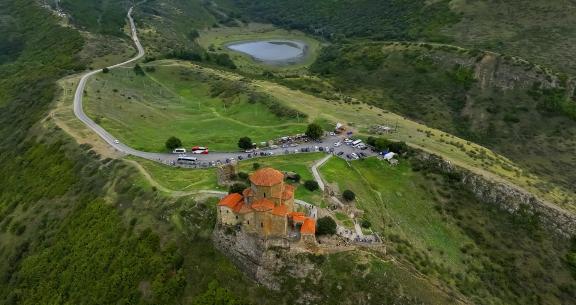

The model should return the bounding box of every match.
[346,154,351,159]
[238,155,244,160]
[361,146,368,150]
[319,147,324,152]
[337,151,344,156]
[359,152,367,157]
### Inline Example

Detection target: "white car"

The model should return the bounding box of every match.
[351,153,359,160]
[334,142,342,147]
[114,139,120,144]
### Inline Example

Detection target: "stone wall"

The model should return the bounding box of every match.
[414,152,576,238]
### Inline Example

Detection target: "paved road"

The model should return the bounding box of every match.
[72,6,378,168]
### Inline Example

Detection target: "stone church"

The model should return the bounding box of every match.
[217,167,316,244]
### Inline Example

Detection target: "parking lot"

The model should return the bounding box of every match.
[160,135,378,168]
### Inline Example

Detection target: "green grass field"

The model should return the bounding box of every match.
[84,64,307,152]
[133,153,325,204]
[320,157,471,270]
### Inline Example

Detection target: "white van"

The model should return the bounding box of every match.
[172,148,187,154]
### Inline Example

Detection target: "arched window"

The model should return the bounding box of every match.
[260,222,263,228]
[235,216,238,220]
[263,192,266,198]
[247,221,250,225]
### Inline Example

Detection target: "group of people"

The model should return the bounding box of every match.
[336,226,380,244]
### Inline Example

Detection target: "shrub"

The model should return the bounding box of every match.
[342,190,356,201]
[237,172,249,180]
[304,180,319,191]
[133,64,145,76]
[102,67,110,73]
[238,136,253,150]
[165,136,183,151]
[316,216,337,235]
[305,123,323,140]
[229,183,247,194]
[252,163,261,170]
[360,219,371,229]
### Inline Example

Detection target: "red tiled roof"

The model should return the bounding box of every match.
[242,188,253,197]
[249,168,284,186]
[272,204,289,216]
[289,212,306,223]
[282,184,295,200]
[251,198,275,212]
[218,193,243,209]
[300,218,316,235]
[234,201,253,214]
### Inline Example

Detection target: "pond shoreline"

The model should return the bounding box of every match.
[225,39,310,66]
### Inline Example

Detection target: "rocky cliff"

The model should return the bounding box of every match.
[415,152,576,238]
[212,226,322,294]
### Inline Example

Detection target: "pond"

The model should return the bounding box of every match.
[226,40,308,66]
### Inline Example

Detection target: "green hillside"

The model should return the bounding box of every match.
[306,42,576,193]
[1,0,576,304]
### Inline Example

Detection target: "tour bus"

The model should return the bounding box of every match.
[177,156,197,164]
[173,148,187,154]
[352,139,363,146]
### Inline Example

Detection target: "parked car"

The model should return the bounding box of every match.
[351,153,359,160]
[238,155,244,160]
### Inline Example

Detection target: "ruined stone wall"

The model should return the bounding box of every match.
[414,152,576,238]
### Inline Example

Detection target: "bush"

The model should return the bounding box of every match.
[252,163,261,170]
[316,216,337,235]
[165,136,182,150]
[102,67,110,73]
[229,183,247,194]
[237,172,249,180]
[133,64,145,76]
[304,180,319,191]
[238,136,253,150]
[360,219,371,229]
[342,190,356,201]
[305,123,324,140]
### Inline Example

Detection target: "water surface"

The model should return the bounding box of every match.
[226,40,308,65]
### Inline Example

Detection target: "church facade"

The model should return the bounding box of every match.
[217,167,316,244]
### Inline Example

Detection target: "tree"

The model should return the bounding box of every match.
[252,163,261,170]
[316,216,336,235]
[188,29,199,40]
[238,136,253,150]
[133,64,145,76]
[165,136,182,150]
[304,180,319,191]
[342,190,356,201]
[102,67,110,73]
[229,183,247,194]
[305,123,323,140]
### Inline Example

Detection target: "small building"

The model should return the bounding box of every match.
[217,167,316,244]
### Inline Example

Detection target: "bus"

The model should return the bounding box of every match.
[173,148,187,154]
[177,156,197,164]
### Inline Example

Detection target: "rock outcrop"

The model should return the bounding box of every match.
[212,226,321,292]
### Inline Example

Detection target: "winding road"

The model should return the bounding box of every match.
[72,6,376,168]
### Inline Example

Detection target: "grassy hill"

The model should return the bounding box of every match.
[2,0,575,304]
[305,42,576,196]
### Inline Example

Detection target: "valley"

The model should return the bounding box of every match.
[1,0,575,304]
